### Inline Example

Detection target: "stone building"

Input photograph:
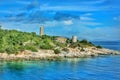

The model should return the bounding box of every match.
[72,36,77,43]
[55,36,67,43]
[40,26,44,36]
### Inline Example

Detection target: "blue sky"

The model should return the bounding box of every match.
[0,0,120,41]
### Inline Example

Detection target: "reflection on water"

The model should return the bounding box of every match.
[0,62,5,74]
[6,62,26,71]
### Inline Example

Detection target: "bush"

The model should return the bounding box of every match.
[0,48,5,53]
[66,38,72,44]
[18,46,26,51]
[79,40,94,47]
[96,45,102,48]
[40,44,53,49]
[88,42,94,46]
[55,42,66,48]
[69,43,79,48]
[25,46,38,52]
[54,49,61,54]
[5,47,18,54]
[62,48,69,52]
[80,39,88,43]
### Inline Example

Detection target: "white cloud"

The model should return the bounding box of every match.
[79,21,102,26]
[63,20,73,25]
[39,0,108,12]
[81,0,107,5]
[83,13,93,16]
[43,21,59,27]
[42,20,73,27]
[0,20,119,41]
[40,5,112,11]
[80,16,95,21]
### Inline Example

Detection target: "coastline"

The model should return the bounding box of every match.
[0,47,120,61]
[1,28,119,61]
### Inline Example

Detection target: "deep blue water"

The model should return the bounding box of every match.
[0,41,120,80]
[93,41,120,51]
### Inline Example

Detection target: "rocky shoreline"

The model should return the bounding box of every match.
[0,47,120,61]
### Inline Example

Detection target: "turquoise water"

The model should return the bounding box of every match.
[0,56,120,80]
[0,41,120,80]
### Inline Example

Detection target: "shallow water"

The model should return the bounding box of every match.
[0,41,120,80]
[0,56,120,80]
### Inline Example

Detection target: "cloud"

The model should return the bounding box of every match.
[81,0,107,5]
[83,13,93,16]
[54,12,79,21]
[0,19,119,41]
[80,21,102,26]
[63,20,73,25]
[43,20,59,27]
[64,25,120,41]
[23,1,40,11]
[80,16,95,21]
[0,22,40,33]
[2,10,80,23]
[0,0,117,24]
[40,5,106,11]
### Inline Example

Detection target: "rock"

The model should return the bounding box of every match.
[0,48,120,61]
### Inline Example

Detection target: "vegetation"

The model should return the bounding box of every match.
[54,49,61,54]
[79,39,94,47]
[69,39,94,48]
[0,25,97,54]
[62,48,69,52]
[69,42,80,48]
[0,27,55,54]
[96,45,102,48]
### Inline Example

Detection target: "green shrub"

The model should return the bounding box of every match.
[96,45,102,48]
[5,47,18,54]
[55,42,66,48]
[69,43,79,48]
[54,49,61,54]
[79,40,94,47]
[66,38,72,44]
[88,42,94,46]
[40,44,53,49]
[18,46,26,51]
[25,46,38,52]
[0,48,5,53]
[80,39,88,43]
[62,48,69,52]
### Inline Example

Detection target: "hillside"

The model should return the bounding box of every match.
[0,28,99,54]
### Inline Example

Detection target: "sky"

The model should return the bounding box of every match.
[0,0,120,41]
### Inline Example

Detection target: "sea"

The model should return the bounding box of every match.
[0,41,120,80]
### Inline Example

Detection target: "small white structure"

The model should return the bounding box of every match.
[72,36,77,43]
